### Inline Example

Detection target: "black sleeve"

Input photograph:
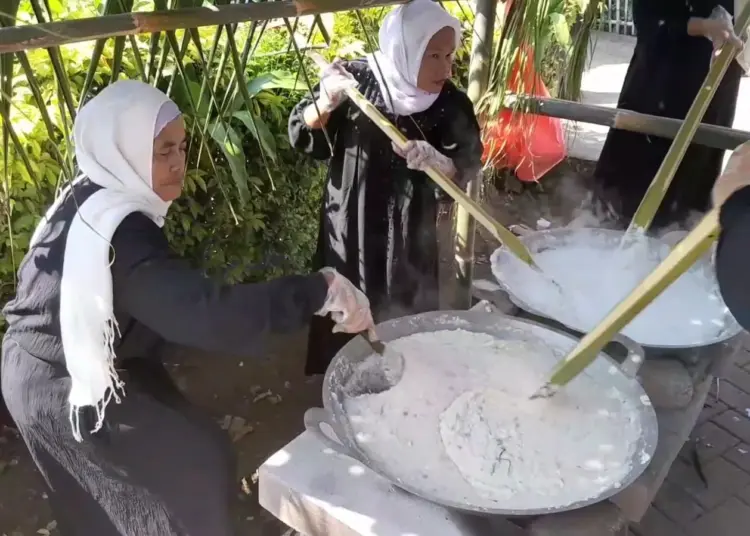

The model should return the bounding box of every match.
[633,0,718,39]
[715,185,750,330]
[288,62,360,161]
[433,88,483,200]
[110,213,329,356]
[447,90,483,190]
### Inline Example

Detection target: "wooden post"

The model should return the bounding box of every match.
[453,0,496,309]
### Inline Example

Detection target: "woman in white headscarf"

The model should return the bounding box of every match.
[1,79,373,535]
[289,0,483,376]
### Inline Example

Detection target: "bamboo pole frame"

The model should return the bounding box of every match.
[308,51,536,267]
[0,0,408,54]
[454,0,497,309]
[512,96,750,152]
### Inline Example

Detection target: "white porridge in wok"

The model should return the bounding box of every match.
[342,329,647,511]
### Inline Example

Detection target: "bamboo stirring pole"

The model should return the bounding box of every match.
[307,52,537,267]
[532,209,720,398]
[627,4,750,233]
[533,6,750,396]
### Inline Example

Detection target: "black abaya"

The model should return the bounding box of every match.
[715,185,750,329]
[593,0,742,229]
[1,180,329,535]
[288,60,483,375]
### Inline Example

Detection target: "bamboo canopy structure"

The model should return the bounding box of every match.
[0,0,409,53]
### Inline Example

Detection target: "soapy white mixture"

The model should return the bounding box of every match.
[496,235,732,346]
[343,329,645,511]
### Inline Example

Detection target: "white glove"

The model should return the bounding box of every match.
[701,7,743,51]
[318,59,358,113]
[392,140,456,178]
[316,268,374,334]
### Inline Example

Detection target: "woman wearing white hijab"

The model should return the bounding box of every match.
[289,0,483,376]
[1,79,373,535]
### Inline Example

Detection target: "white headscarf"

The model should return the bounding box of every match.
[366,0,462,116]
[29,80,182,441]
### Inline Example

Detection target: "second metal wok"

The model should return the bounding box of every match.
[490,227,742,352]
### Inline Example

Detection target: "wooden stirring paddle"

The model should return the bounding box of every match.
[342,329,405,397]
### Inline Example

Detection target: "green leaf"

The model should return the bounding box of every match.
[247,71,303,96]
[14,213,38,231]
[46,0,64,15]
[208,121,250,205]
[229,71,304,114]
[233,111,277,161]
[549,13,571,48]
[193,173,207,192]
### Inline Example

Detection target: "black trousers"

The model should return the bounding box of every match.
[2,345,236,536]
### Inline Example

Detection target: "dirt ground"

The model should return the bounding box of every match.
[0,160,597,536]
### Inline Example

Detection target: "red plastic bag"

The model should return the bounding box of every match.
[482,46,567,182]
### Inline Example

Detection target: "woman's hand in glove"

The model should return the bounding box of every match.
[713,140,750,207]
[688,11,743,51]
[317,268,374,334]
[392,140,457,179]
[318,59,358,113]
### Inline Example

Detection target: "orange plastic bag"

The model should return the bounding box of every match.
[482,47,567,182]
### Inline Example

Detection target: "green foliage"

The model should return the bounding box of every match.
[480,0,601,117]
[0,0,593,325]
[0,0,331,321]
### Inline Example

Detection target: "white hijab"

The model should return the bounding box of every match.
[30,80,181,441]
[366,0,462,116]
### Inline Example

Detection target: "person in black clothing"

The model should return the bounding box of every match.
[713,140,750,329]
[0,80,373,535]
[592,0,743,230]
[289,0,483,375]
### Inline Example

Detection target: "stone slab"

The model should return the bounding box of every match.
[257,431,520,536]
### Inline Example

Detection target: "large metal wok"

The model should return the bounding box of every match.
[490,227,742,352]
[304,309,658,517]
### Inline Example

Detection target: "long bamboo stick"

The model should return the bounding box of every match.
[534,209,720,398]
[627,4,750,232]
[0,0,408,54]
[307,52,536,266]
[535,7,750,395]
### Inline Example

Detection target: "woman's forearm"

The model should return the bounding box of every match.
[303,101,332,130]
[687,17,707,37]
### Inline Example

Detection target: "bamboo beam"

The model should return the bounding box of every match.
[453,0,496,309]
[512,96,750,152]
[0,0,407,54]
